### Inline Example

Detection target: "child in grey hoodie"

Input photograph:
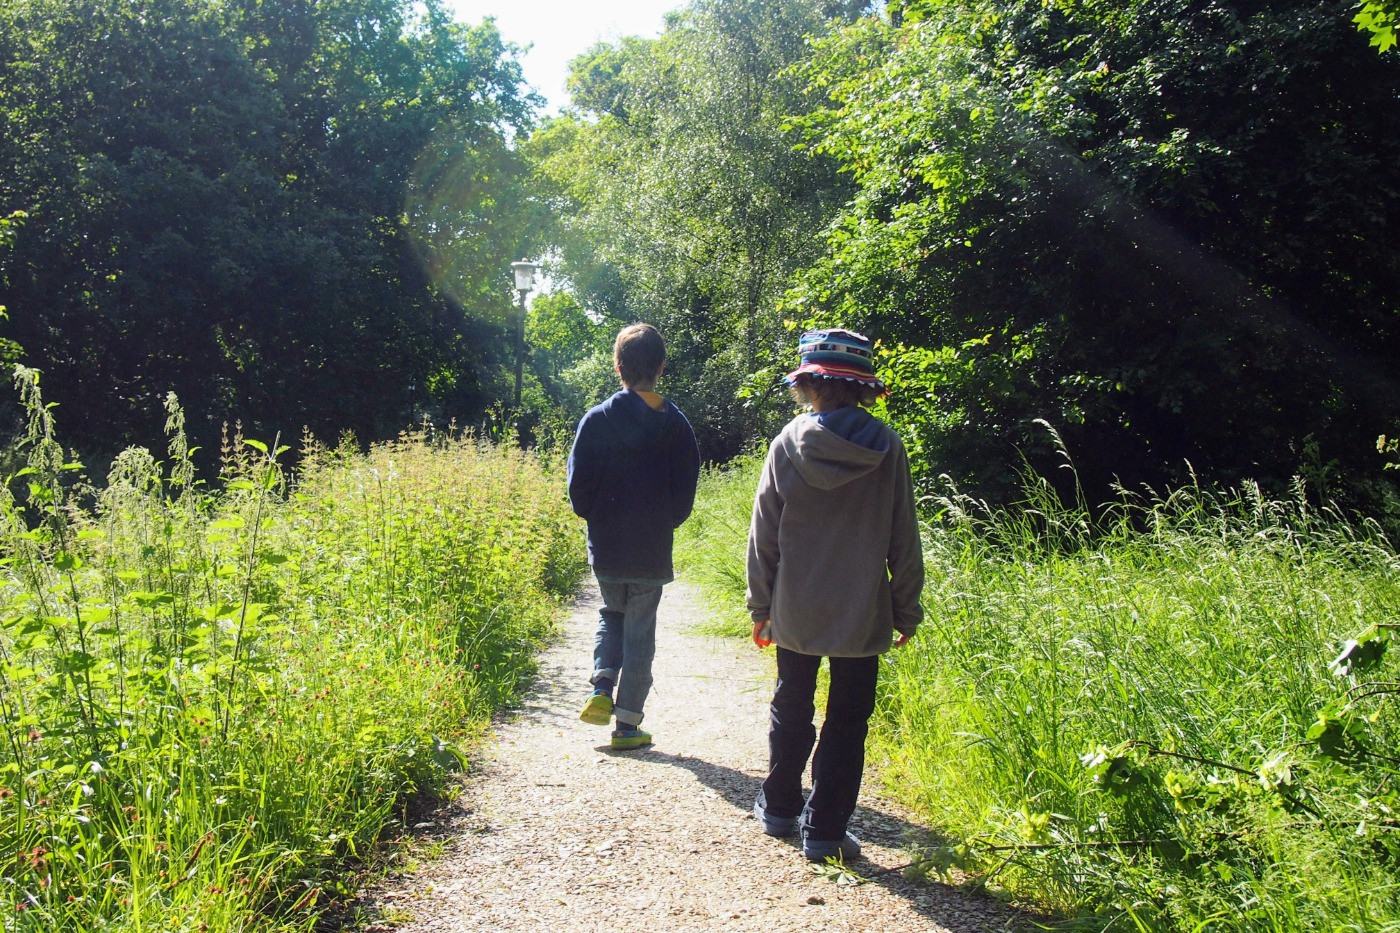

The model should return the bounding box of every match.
[746,328,924,862]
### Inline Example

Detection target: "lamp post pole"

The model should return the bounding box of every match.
[510,260,538,409]
[513,287,526,408]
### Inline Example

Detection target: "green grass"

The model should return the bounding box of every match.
[677,454,1400,931]
[0,370,586,931]
[673,458,762,638]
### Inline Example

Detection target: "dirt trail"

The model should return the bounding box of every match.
[362,581,1027,932]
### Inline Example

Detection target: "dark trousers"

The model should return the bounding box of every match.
[760,647,879,840]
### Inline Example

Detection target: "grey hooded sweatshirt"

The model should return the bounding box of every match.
[746,407,924,658]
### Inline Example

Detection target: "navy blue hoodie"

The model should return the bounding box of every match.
[566,389,701,582]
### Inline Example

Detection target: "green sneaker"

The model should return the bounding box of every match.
[610,727,652,750]
[579,692,613,726]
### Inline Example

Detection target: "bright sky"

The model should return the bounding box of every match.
[446,0,680,113]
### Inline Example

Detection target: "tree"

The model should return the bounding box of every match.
[526,290,608,382]
[0,210,24,369]
[790,0,1400,506]
[0,0,537,461]
[532,0,871,459]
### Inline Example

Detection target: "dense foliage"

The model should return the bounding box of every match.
[0,0,538,464]
[529,0,1400,520]
[788,0,1400,510]
[0,372,583,930]
[4,0,1397,513]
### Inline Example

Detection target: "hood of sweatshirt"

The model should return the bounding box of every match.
[780,407,889,490]
[600,389,682,448]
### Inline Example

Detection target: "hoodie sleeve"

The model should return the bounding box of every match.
[566,411,604,520]
[745,439,784,623]
[669,409,701,528]
[887,438,925,635]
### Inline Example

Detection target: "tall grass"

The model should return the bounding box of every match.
[677,454,1400,931]
[0,369,585,931]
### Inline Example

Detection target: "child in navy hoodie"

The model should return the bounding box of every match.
[567,323,700,750]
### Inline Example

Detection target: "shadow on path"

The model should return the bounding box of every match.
[605,746,1034,933]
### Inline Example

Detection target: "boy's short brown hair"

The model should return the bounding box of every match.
[614,323,666,386]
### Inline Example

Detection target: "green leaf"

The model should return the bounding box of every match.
[1330,628,1388,677]
[198,602,242,621]
[1308,708,1369,763]
[131,591,176,608]
[81,607,112,625]
[431,736,468,773]
[58,650,96,673]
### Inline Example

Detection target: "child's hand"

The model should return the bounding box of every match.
[893,630,912,648]
[752,619,773,648]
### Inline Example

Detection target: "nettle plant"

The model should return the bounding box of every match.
[1311,622,1400,784]
[1075,622,1400,865]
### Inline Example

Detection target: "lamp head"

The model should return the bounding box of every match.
[511,260,538,292]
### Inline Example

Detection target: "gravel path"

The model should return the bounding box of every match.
[360,581,1030,932]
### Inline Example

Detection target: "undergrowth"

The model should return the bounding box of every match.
[0,367,585,931]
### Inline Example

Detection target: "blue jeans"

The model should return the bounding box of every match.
[591,580,664,728]
[759,648,879,840]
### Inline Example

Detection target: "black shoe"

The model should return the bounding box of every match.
[802,831,861,861]
[752,797,797,837]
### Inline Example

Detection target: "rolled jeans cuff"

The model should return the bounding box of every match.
[591,668,619,685]
[613,706,644,727]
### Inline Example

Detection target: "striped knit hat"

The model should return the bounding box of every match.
[785,328,887,394]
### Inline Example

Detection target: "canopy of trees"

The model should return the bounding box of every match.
[539,0,1400,518]
[781,0,1400,508]
[530,0,872,459]
[0,0,537,460]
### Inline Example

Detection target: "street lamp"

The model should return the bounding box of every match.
[510,259,539,408]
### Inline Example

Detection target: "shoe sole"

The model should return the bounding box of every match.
[752,801,796,837]
[579,694,612,726]
[610,733,652,750]
[802,835,862,861]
